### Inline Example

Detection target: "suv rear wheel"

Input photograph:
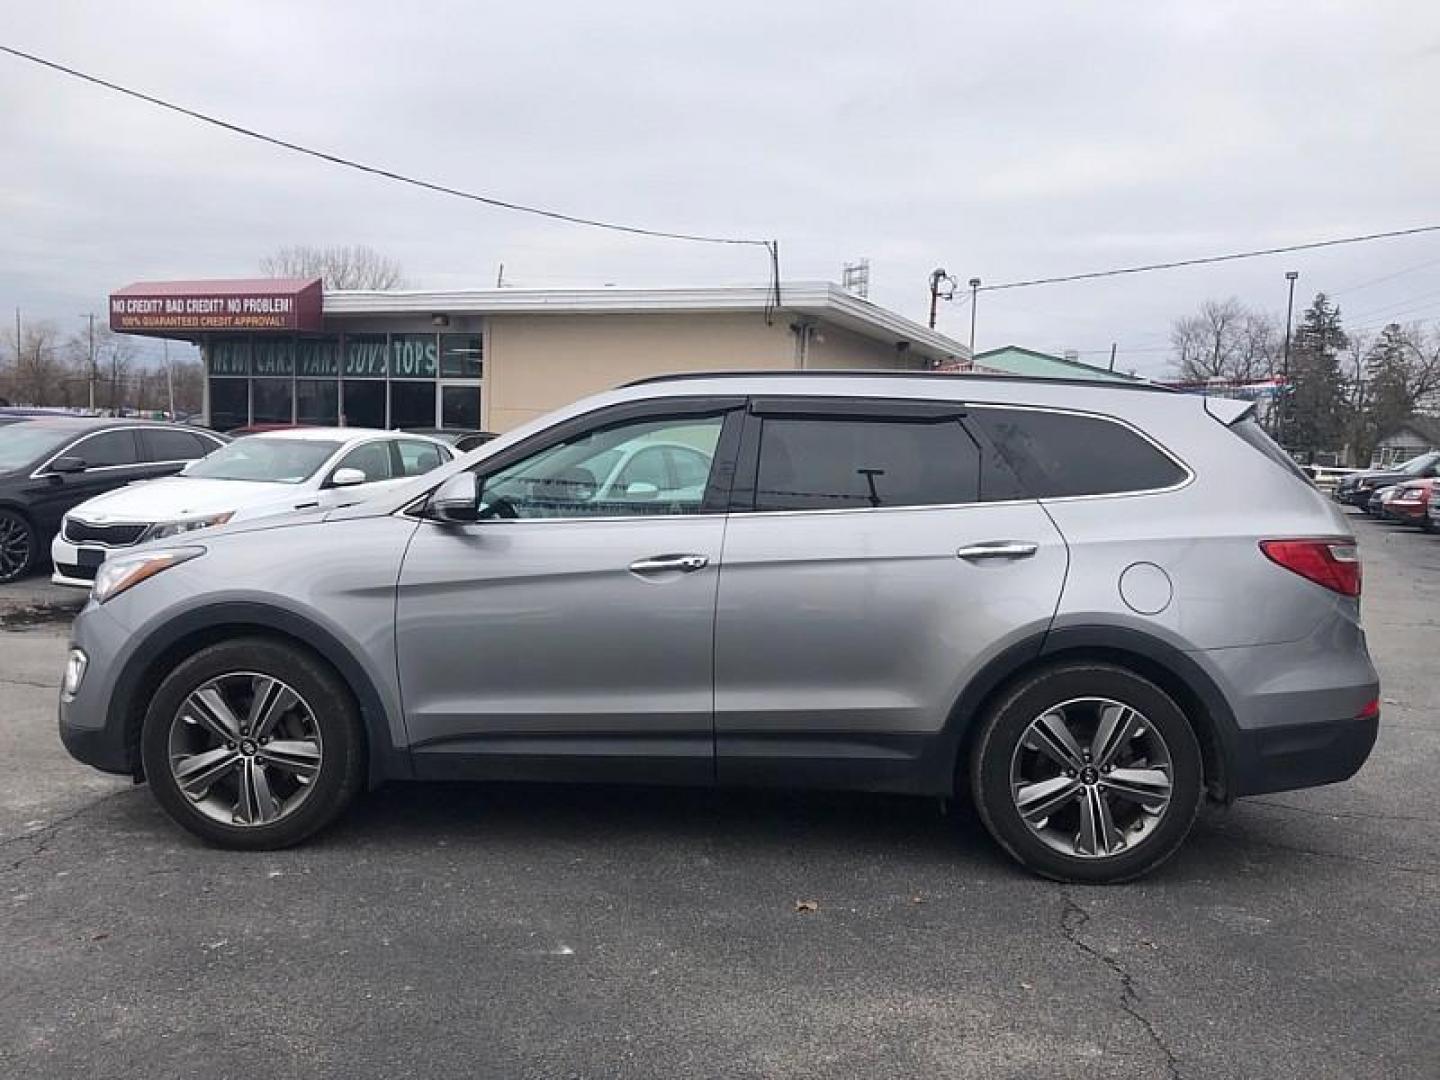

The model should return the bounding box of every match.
[970,662,1203,883]
[141,638,365,849]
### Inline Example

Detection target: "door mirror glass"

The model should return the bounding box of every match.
[624,481,660,500]
[48,456,87,475]
[430,472,481,522]
[330,467,368,488]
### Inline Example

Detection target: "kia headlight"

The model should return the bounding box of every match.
[143,512,234,541]
[91,548,204,605]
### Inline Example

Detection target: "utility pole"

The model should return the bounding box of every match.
[164,339,175,418]
[1109,342,1117,371]
[496,263,505,288]
[968,278,981,355]
[84,312,97,412]
[927,268,956,330]
[1278,271,1299,443]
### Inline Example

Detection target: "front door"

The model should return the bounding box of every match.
[713,398,1069,792]
[396,399,744,783]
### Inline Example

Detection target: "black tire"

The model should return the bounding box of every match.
[969,662,1203,884]
[141,637,365,849]
[0,508,37,584]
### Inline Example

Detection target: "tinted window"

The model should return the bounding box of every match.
[971,408,1186,498]
[397,439,448,477]
[482,415,724,518]
[754,417,980,511]
[332,441,394,484]
[71,430,138,468]
[141,428,210,463]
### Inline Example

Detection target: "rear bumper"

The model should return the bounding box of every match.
[1231,714,1378,797]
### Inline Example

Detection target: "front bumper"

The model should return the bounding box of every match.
[57,601,139,776]
[49,534,107,588]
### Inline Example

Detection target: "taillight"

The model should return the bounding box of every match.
[1259,539,1362,597]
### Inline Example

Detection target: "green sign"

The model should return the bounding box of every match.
[390,334,438,378]
[252,338,295,376]
[297,339,339,377]
[210,339,249,376]
[344,336,388,378]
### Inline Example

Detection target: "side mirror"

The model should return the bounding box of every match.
[48,456,87,475]
[624,481,660,500]
[330,467,368,488]
[429,472,481,523]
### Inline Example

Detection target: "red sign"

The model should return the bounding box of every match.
[109,278,324,333]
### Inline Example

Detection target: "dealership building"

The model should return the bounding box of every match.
[109,278,971,432]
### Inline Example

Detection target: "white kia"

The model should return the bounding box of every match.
[51,428,452,587]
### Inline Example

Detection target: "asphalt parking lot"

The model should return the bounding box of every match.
[1,513,1436,1080]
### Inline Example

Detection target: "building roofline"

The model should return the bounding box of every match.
[322,281,970,362]
[975,343,1143,381]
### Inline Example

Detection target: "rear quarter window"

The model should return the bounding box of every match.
[970,408,1187,498]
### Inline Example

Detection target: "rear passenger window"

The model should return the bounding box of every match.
[755,417,980,511]
[141,428,210,462]
[970,408,1186,498]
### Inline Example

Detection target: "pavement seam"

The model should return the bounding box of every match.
[0,789,135,873]
[1220,833,1440,878]
[1059,889,1183,1080]
[1244,798,1429,825]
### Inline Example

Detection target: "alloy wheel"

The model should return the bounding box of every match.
[1009,696,1174,859]
[167,672,324,827]
[0,514,32,581]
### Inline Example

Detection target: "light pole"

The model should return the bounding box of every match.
[968,278,981,355]
[1278,270,1299,443]
[927,268,956,330]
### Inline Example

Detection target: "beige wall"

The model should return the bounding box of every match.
[485,311,930,431]
[485,313,793,430]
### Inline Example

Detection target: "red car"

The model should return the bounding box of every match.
[1383,478,1436,529]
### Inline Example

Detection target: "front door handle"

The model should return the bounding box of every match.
[629,553,710,575]
[956,541,1039,561]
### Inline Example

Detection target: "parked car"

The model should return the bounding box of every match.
[1333,450,1440,508]
[1380,478,1436,528]
[1368,484,1398,517]
[1429,484,1440,533]
[402,427,498,453]
[58,372,1379,883]
[51,428,453,586]
[0,418,226,583]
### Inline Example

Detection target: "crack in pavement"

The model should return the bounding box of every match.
[1216,832,1440,877]
[1059,890,1182,1080]
[1,789,135,873]
[0,675,61,690]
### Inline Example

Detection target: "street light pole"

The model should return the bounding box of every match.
[1278,270,1299,443]
[927,268,956,330]
[968,278,981,355]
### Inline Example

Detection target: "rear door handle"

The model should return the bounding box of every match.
[629,553,710,575]
[956,541,1039,561]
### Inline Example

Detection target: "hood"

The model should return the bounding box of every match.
[65,476,296,524]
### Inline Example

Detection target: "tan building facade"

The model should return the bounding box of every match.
[109,279,970,432]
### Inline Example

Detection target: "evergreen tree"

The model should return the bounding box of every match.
[1363,323,1415,454]
[1281,293,1348,460]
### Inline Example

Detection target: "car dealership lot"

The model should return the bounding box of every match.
[1,515,1435,1079]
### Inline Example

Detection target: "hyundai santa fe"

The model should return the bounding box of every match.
[58,372,1380,883]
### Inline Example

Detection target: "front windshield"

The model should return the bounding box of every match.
[0,424,77,471]
[1399,451,1440,475]
[183,438,341,484]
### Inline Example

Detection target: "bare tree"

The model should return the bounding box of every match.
[9,319,65,405]
[1169,298,1277,383]
[260,245,406,290]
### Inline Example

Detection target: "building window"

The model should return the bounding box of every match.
[252,338,295,377]
[441,385,481,429]
[252,379,294,425]
[390,381,436,428]
[343,381,386,429]
[440,334,483,377]
[344,335,388,378]
[210,339,250,376]
[297,338,339,377]
[209,379,248,432]
[297,380,339,426]
[390,334,438,378]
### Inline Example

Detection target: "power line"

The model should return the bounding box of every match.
[0,43,773,252]
[976,224,1440,293]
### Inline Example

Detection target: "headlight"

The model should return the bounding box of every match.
[91,547,204,605]
[143,512,234,541]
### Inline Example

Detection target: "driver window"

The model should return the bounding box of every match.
[481,415,723,518]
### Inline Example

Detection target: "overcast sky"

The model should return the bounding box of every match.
[3,1,1439,374]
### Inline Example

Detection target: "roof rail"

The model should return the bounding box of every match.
[621,369,1174,393]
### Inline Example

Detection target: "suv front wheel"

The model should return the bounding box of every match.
[141,638,366,849]
[970,662,1203,883]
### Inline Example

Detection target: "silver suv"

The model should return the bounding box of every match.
[58,372,1379,882]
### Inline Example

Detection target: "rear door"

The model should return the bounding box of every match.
[713,397,1068,791]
